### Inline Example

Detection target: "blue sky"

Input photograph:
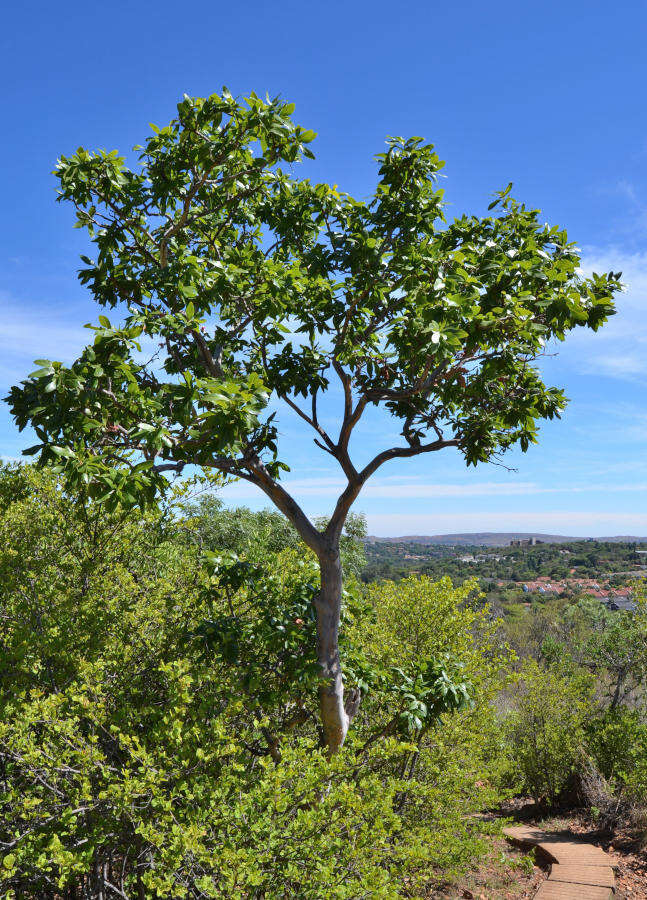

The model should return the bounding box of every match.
[2,0,647,536]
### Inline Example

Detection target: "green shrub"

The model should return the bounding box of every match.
[0,467,513,897]
[504,660,594,804]
[585,708,647,805]
[352,574,516,868]
[624,751,647,809]
[586,708,647,784]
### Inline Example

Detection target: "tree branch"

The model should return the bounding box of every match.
[359,437,460,484]
[331,360,363,482]
[243,456,324,554]
[279,393,336,453]
[192,330,223,377]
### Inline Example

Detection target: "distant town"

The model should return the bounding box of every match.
[362,534,647,614]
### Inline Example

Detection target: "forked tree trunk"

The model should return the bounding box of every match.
[248,467,360,753]
[315,545,358,754]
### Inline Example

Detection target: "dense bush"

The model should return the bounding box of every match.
[4,462,644,895]
[0,467,509,898]
[503,661,595,804]
[585,708,647,785]
[584,707,647,815]
[502,655,647,822]
[181,496,368,579]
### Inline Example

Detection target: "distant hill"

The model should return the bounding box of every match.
[365,532,647,547]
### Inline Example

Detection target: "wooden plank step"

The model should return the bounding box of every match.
[534,882,612,899]
[549,864,615,887]
[502,823,616,897]
[537,842,611,866]
[503,825,556,844]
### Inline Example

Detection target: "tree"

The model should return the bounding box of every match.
[7,90,620,752]
[565,594,647,709]
[182,496,367,578]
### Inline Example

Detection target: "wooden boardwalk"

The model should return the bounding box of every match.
[503,825,616,899]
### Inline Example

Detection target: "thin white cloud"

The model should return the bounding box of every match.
[612,179,639,205]
[220,478,542,500]
[366,510,647,537]
[0,302,89,365]
[219,476,647,502]
[572,400,647,444]
[589,353,647,379]
[559,249,647,381]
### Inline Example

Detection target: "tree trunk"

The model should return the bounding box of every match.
[610,667,626,710]
[315,545,358,754]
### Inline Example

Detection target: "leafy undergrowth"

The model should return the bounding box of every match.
[421,833,543,899]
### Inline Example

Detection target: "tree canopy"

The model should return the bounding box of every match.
[8,90,619,532]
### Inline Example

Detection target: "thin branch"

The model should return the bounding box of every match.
[279,393,337,453]
[364,359,446,403]
[359,437,460,484]
[331,360,362,482]
[192,330,223,377]
[333,359,352,425]
[152,462,186,475]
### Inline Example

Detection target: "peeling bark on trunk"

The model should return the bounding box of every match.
[315,546,357,754]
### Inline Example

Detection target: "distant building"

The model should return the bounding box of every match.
[522,581,562,594]
[510,537,544,547]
